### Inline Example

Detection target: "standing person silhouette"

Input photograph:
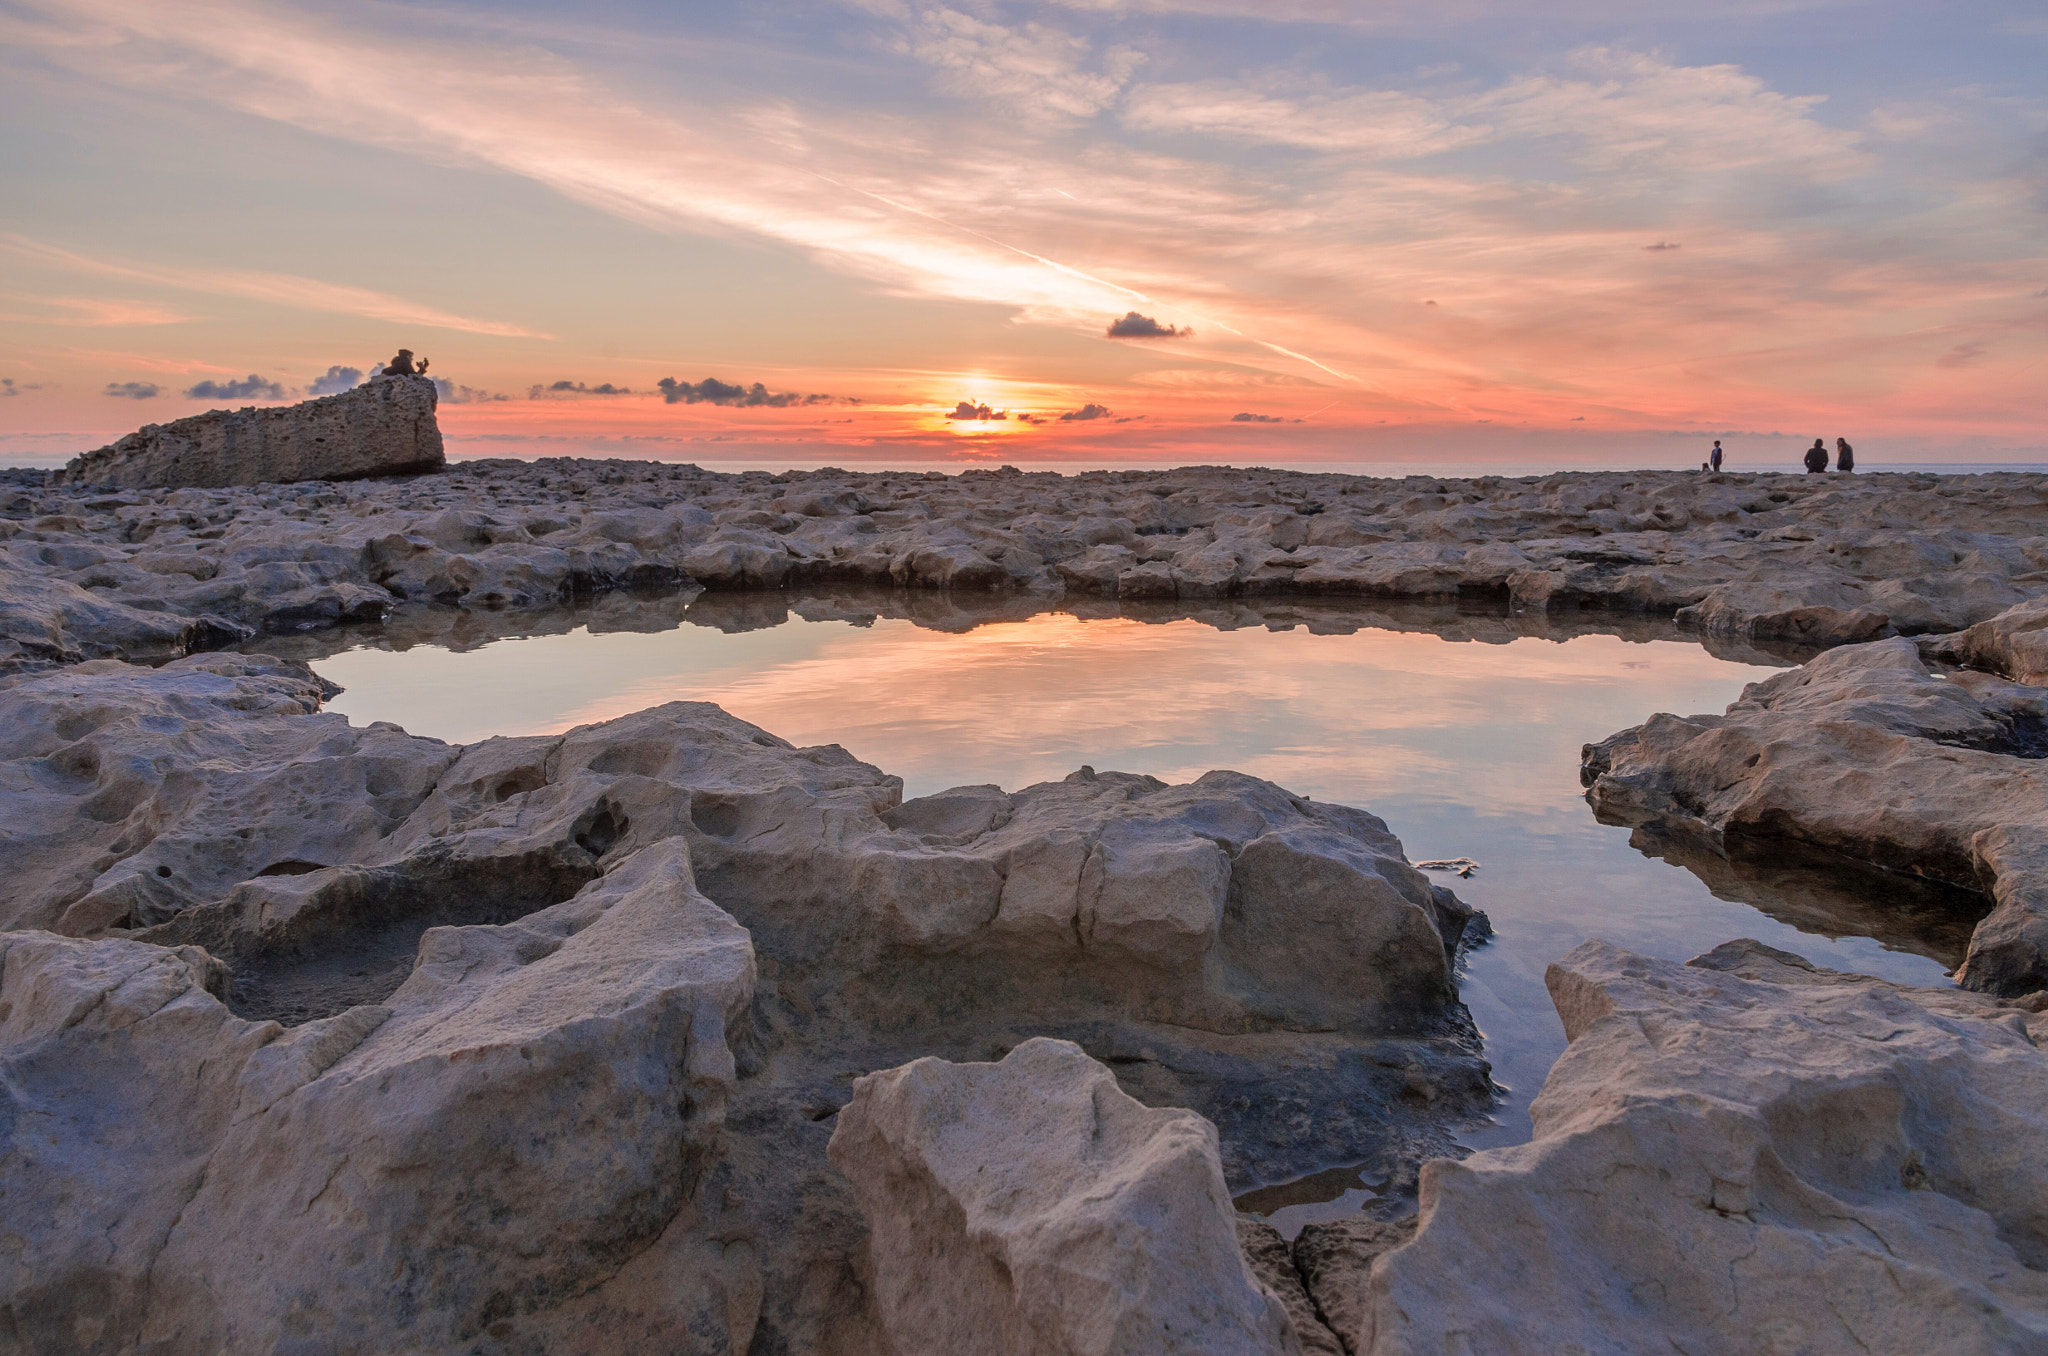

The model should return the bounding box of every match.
[1836,438,1855,472]
[1804,439,1829,473]
[1709,440,1724,472]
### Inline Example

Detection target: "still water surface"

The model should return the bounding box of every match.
[291,594,1968,1226]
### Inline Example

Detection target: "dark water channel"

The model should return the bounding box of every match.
[250,589,1987,1237]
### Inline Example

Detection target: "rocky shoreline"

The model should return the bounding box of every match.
[7,451,2048,1352]
[1585,599,2048,1000]
[0,651,1489,1352]
[8,457,2048,675]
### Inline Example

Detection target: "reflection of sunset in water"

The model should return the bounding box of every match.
[312,607,1961,1150]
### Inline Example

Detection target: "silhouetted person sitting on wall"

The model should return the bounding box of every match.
[381,350,418,376]
[1836,438,1854,472]
[1804,439,1829,473]
[1710,440,1724,472]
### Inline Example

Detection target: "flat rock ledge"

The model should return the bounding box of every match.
[0,655,1488,1353]
[53,373,443,491]
[1585,596,2048,998]
[6,460,2046,672]
[833,940,2048,1355]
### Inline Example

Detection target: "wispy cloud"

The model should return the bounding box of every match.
[0,294,197,326]
[10,0,2045,442]
[0,235,548,338]
[882,5,1144,124]
[1122,82,1483,156]
[104,380,162,399]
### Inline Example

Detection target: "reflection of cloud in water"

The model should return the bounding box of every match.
[545,615,1767,813]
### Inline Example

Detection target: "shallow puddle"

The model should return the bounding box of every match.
[253,590,1984,1235]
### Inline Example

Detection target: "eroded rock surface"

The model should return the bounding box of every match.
[55,373,443,491]
[828,1037,1300,1356]
[0,840,759,1355]
[1584,611,2048,996]
[1330,940,2048,1355]
[9,461,2046,673]
[0,659,1488,1352]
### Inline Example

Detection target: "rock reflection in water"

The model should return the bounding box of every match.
[1612,819,1993,971]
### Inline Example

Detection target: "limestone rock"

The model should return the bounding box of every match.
[0,838,760,1355]
[1584,622,2048,996]
[57,374,444,490]
[0,652,457,936]
[826,1037,1300,1356]
[1237,1219,1346,1356]
[1341,939,2048,1355]
[0,658,1491,1352]
[7,461,2047,667]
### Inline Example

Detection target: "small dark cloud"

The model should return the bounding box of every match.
[948,401,1007,421]
[534,380,633,397]
[657,376,840,407]
[1231,412,1286,423]
[435,379,509,404]
[1017,413,1045,424]
[1424,300,1437,306]
[1644,241,1682,251]
[1937,343,1986,369]
[1,378,43,397]
[1571,415,1585,421]
[2033,287,2048,299]
[1106,312,1190,340]
[1059,402,1112,422]
[184,374,287,401]
[104,381,162,400]
[309,365,363,396]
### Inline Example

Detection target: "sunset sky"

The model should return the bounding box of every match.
[2,0,2043,469]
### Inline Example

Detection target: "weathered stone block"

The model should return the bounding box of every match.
[58,374,443,489]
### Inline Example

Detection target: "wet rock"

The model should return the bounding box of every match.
[1347,939,2048,1355]
[827,1037,1300,1355]
[0,839,759,1355]
[1582,620,2048,996]
[57,373,444,490]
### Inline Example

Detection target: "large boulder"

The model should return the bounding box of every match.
[1319,939,2048,1355]
[56,374,444,489]
[1583,623,2048,997]
[0,839,760,1355]
[826,1037,1300,1356]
